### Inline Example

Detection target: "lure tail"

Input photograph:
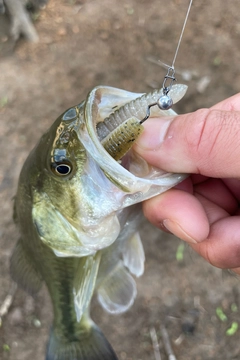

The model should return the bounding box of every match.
[46,322,118,360]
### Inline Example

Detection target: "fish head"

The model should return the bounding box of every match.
[28,85,188,257]
[32,103,86,222]
[29,102,122,257]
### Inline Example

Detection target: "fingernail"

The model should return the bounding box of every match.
[163,219,198,244]
[137,116,175,150]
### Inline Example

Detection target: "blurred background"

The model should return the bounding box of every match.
[1,0,240,359]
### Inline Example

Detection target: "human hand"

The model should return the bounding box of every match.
[134,93,240,274]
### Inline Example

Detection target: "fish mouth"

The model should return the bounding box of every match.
[79,85,187,199]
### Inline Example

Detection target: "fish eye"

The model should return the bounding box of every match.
[51,161,72,176]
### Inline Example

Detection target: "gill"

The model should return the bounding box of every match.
[100,0,194,161]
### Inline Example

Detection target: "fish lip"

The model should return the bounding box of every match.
[78,85,187,196]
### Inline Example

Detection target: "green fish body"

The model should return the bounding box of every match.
[11,85,187,360]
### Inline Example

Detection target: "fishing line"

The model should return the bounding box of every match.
[172,0,193,69]
[141,0,194,122]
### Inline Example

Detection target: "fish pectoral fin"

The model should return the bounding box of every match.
[73,252,101,322]
[46,318,118,360]
[32,191,91,257]
[97,261,137,314]
[122,231,145,277]
[10,239,43,294]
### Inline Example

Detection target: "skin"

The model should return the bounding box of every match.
[134,92,240,275]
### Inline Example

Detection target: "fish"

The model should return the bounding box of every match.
[10,84,187,360]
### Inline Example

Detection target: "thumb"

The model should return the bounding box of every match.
[134,107,240,178]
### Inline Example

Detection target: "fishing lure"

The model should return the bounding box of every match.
[98,86,186,161]
[99,0,193,162]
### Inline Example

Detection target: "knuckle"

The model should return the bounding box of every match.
[185,108,238,166]
[194,109,221,153]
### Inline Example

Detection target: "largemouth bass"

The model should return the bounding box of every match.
[11,85,187,360]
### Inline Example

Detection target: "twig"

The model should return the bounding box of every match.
[0,283,17,326]
[174,333,185,346]
[160,324,177,360]
[4,0,39,42]
[150,327,162,360]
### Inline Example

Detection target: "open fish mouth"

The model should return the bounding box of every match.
[79,85,188,200]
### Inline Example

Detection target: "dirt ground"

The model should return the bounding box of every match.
[1,0,240,359]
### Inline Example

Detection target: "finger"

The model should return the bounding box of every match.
[211,92,240,111]
[194,193,229,225]
[143,188,230,244]
[162,192,240,269]
[191,174,209,184]
[191,216,240,269]
[174,177,193,193]
[143,189,209,244]
[222,178,240,201]
[194,178,238,214]
[134,103,240,178]
[143,190,240,269]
